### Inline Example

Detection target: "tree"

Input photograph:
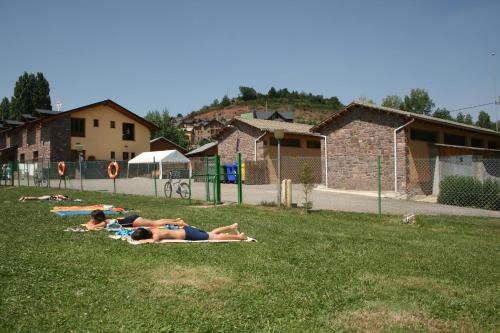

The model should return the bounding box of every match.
[220,95,231,107]
[0,97,9,120]
[401,88,434,115]
[268,87,277,98]
[358,95,376,105]
[432,108,454,121]
[238,86,258,101]
[145,109,190,148]
[10,72,52,120]
[456,112,465,123]
[464,114,473,125]
[301,165,314,213]
[476,111,494,129]
[211,99,219,107]
[381,95,403,109]
[33,73,52,110]
[176,113,183,118]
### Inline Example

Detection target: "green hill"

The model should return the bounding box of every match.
[187,86,344,124]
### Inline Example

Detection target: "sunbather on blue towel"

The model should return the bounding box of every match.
[86,210,187,230]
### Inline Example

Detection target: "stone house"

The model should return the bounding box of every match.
[214,117,322,184]
[311,101,500,194]
[180,119,225,145]
[0,100,158,163]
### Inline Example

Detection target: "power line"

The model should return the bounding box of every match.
[448,102,495,113]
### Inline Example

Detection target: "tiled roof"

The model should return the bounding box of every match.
[312,101,500,137]
[186,141,218,156]
[234,117,315,135]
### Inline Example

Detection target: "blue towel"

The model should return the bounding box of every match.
[53,210,128,216]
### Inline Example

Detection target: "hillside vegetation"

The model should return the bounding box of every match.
[187,86,344,124]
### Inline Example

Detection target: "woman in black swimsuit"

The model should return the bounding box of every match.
[86,210,187,230]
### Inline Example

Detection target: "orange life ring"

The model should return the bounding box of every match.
[57,161,66,176]
[107,162,120,179]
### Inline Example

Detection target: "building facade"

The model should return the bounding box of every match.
[312,102,500,193]
[0,100,158,163]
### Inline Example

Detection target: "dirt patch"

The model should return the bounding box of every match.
[335,308,477,333]
[148,265,233,291]
[359,273,467,297]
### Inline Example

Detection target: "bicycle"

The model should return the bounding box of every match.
[33,170,48,187]
[164,170,190,199]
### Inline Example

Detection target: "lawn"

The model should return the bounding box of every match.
[0,186,498,332]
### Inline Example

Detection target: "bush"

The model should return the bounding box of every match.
[438,175,499,211]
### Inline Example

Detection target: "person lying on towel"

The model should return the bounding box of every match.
[86,210,187,230]
[131,223,247,242]
[19,194,69,201]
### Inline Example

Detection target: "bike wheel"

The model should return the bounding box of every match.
[164,181,173,198]
[178,182,191,199]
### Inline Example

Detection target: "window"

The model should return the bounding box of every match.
[471,138,483,148]
[93,119,99,127]
[410,129,438,143]
[444,133,466,146]
[33,151,38,161]
[110,121,115,128]
[488,140,498,149]
[307,140,321,149]
[123,152,129,160]
[131,152,136,158]
[270,138,301,147]
[110,151,115,159]
[20,154,25,163]
[122,123,135,140]
[71,118,85,137]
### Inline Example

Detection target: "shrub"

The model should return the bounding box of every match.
[301,165,314,213]
[438,175,499,211]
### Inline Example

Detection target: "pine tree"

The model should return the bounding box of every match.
[0,97,10,120]
[9,72,52,119]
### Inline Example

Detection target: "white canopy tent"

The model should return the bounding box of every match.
[127,150,191,179]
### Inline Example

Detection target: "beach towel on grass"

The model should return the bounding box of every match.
[109,234,257,245]
[51,204,127,216]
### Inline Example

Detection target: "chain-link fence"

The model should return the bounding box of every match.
[410,157,500,210]
[2,154,499,213]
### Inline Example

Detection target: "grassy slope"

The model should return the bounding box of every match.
[0,187,498,332]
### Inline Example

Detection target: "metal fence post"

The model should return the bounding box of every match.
[378,156,382,216]
[237,152,242,205]
[205,157,209,201]
[17,160,20,186]
[26,162,30,187]
[215,155,221,204]
[153,156,157,197]
[47,160,51,188]
[79,156,83,191]
[9,161,14,186]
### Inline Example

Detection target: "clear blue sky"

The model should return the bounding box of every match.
[1,0,499,122]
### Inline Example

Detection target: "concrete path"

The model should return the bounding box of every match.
[12,177,500,218]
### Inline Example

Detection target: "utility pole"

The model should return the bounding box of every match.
[492,52,498,131]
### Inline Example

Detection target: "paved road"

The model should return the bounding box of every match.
[12,177,500,218]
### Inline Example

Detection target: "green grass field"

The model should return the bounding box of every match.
[0,187,498,332]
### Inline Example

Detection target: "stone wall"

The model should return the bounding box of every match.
[49,116,71,161]
[217,122,264,163]
[319,107,409,191]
